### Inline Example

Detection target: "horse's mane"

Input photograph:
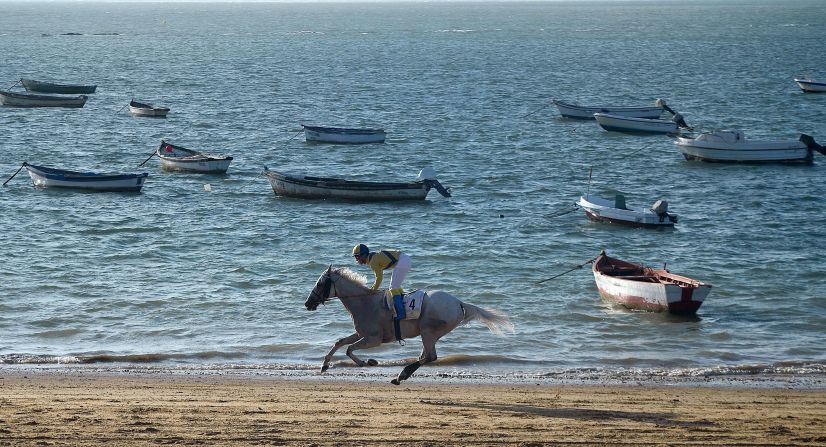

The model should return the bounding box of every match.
[333,267,373,293]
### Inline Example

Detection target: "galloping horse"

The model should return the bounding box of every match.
[305,266,513,385]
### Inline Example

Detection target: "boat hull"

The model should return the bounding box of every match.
[794,78,826,93]
[129,100,169,118]
[302,125,386,144]
[593,113,678,134]
[578,195,676,228]
[156,141,232,173]
[21,79,97,94]
[674,131,812,163]
[553,100,663,120]
[0,91,87,108]
[263,169,430,201]
[24,163,148,192]
[592,252,711,314]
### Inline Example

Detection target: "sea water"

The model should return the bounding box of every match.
[1,0,825,387]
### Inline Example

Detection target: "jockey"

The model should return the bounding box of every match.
[352,243,411,320]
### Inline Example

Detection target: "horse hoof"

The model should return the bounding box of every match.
[367,359,378,366]
[390,379,400,386]
[320,365,329,373]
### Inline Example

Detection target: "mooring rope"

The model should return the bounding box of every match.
[535,255,600,285]
[545,203,580,219]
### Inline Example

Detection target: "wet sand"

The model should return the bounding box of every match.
[2,371,825,446]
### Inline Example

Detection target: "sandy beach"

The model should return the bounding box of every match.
[2,371,825,446]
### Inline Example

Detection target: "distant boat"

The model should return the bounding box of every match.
[262,167,451,201]
[552,99,664,120]
[592,250,711,314]
[593,113,687,134]
[22,162,148,192]
[794,78,826,93]
[20,79,97,94]
[129,99,169,118]
[674,131,825,163]
[578,194,677,227]
[155,140,233,173]
[0,91,87,108]
[301,124,386,144]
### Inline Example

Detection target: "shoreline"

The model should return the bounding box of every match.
[2,370,826,446]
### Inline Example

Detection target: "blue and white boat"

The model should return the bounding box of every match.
[301,124,386,144]
[552,99,664,120]
[23,162,149,191]
[794,78,826,93]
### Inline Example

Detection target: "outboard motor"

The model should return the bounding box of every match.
[800,134,826,156]
[671,112,691,130]
[651,200,677,223]
[417,167,451,198]
[655,98,677,116]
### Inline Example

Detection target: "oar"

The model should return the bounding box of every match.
[3,162,27,187]
[536,255,599,284]
[137,151,157,167]
[6,79,21,91]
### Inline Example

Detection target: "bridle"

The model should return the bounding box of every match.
[309,272,338,306]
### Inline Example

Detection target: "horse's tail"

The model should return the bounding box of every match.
[459,302,514,336]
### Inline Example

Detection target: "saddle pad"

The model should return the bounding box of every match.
[385,290,426,320]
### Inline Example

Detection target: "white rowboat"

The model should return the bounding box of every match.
[156,141,233,173]
[674,131,825,163]
[593,113,680,134]
[129,99,169,118]
[592,251,711,314]
[302,124,386,144]
[578,194,677,228]
[552,99,663,120]
[23,162,148,192]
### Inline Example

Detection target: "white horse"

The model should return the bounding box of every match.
[305,266,513,385]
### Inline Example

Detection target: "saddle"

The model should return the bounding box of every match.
[384,290,426,321]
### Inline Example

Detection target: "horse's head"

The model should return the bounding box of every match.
[305,266,335,311]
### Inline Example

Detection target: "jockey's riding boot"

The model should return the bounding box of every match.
[391,288,406,320]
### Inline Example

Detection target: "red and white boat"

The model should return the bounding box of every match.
[591,251,711,314]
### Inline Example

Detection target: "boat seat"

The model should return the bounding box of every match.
[614,194,628,210]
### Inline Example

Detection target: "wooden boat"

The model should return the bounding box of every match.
[552,99,663,120]
[578,194,677,227]
[129,99,169,118]
[262,166,451,201]
[794,78,826,93]
[592,251,711,314]
[0,91,87,108]
[22,162,148,192]
[301,124,386,144]
[156,140,233,173]
[20,79,97,94]
[593,113,684,134]
[674,131,825,163]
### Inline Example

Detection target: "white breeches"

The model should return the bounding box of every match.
[389,253,411,291]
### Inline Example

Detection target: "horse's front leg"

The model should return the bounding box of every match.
[345,336,382,367]
[321,333,360,373]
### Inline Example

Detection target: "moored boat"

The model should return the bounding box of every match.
[794,78,826,93]
[0,91,87,108]
[20,79,97,94]
[593,112,688,134]
[552,99,664,120]
[674,131,825,163]
[592,250,711,314]
[129,99,169,118]
[301,124,386,144]
[262,167,451,201]
[155,140,233,173]
[578,194,677,227]
[22,162,148,192]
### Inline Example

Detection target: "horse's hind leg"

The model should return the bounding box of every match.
[321,333,360,373]
[391,332,440,385]
[345,336,382,367]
